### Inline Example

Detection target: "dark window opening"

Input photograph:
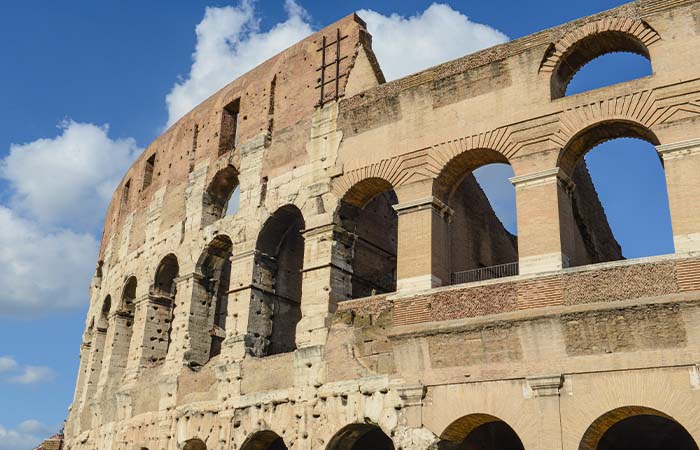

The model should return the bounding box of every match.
[241,431,288,450]
[121,179,131,207]
[219,99,240,155]
[143,154,156,189]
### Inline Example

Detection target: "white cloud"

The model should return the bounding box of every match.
[0,120,136,316]
[0,206,98,316]
[359,3,509,81]
[165,0,313,127]
[0,420,53,450]
[1,120,140,231]
[0,356,18,373]
[8,365,57,385]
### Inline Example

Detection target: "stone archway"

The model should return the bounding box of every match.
[579,406,698,450]
[326,423,394,450]
[437,413,525,450]
[241,430,288,450]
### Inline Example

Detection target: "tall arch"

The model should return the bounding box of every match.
[337,177,398,299]
[241,430,288,450]
[194,235,233,361]
[97,295,111,330]
[540,18,660,99]
[248,205,305,356]
[556,120,672,266]
[439,413,525,450]
[579,406,698,450]
[435,149,518,284]
[326,424,394,450]
[153,254,179,355]
[202,165,239,226]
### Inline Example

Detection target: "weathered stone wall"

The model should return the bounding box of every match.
[64,1,700,449]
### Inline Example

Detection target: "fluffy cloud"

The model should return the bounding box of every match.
[0,420,54,450]
[8,365,57,385]
[359,3,509,80]
[1,120,140,232]
[0,121,138,316]
[165,0,313,126]
[0,356,18,373]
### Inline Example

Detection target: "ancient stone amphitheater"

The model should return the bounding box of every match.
[64,1,700,449]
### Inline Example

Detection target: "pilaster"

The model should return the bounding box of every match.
[658,138,700,254]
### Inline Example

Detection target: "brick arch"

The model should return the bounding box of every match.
[439,413,525,450]
[326,423,394,450]
[120,275,137,311]
[434,147,511,201]
[331,158,405,207]
[540,18,660,98]
[579,406,698,450]
[557,117,661,175]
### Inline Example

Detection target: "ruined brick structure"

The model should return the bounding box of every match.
[65,1,700,449]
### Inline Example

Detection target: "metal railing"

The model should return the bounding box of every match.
[450,262,519,285]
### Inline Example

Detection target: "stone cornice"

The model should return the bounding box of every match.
[509,167,575,193]
[393,196,453,218]
[657,138,700,160]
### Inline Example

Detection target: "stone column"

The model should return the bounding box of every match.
[296,224,354,348]
[222,249,257,360]
[393,196,452,293]
[524,374,564,450]
[510,168,576,275]
[97,311,135,388]
[165,273,209,367]
[657,138,700,254]
[126,293,173,373]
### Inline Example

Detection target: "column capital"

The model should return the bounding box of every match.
[525,374,564,397]
[392,196,453,219]
[510,167,574,193]
[657,138,700,160]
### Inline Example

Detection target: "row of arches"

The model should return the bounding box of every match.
[177,406,697,450]
[90,120,677,372]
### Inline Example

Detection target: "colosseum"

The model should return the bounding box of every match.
[64,1,700,449]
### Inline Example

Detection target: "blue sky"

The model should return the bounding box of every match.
[0,1,673,448]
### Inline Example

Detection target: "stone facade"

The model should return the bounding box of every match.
[65,1,700,450]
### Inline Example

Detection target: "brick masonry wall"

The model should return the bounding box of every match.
[336,257,700,328]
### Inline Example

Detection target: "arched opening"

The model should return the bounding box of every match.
[97,295,111,330]
[241,430,288,450]
[183,438,207,450]
[195,235,233,360]
[248,205,305,356]
[338,178,398,299]
[559,121,673,266]
[550,30,653,99]
[114,276,137,368]
[153,254,179,354]
[202,165,240,226]
[326,424,394,450]
[436,149,518,285]
[439,413,525,450]
[566,52,652,96]
[580,406,698,450]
